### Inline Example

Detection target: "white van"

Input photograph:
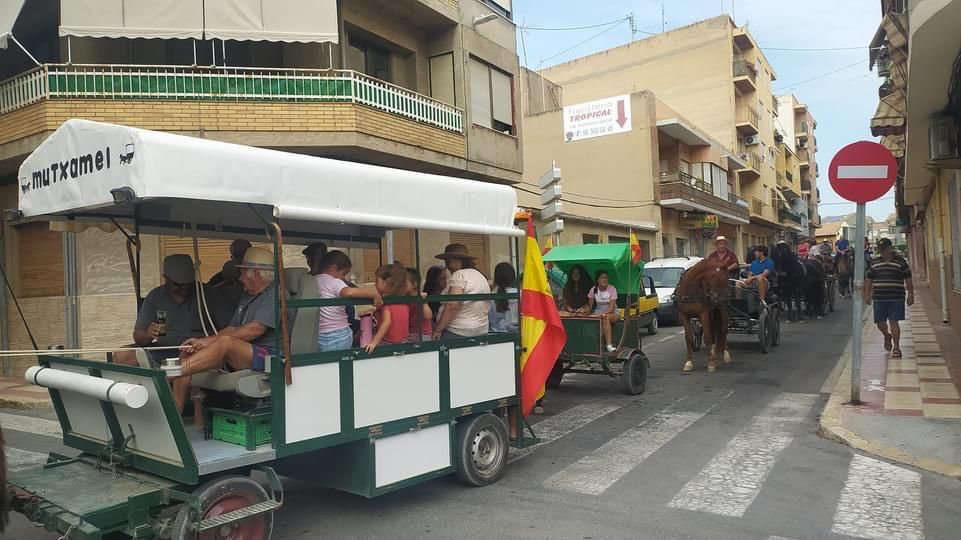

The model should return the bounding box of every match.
[643,256,703,324]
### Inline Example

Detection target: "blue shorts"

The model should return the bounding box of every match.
[873,300,905,323]
[317,327,353,352]
[251,344,271,371]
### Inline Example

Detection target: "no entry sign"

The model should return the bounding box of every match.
[828,141,898,203]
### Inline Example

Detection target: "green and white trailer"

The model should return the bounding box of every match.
[5,120,531,539]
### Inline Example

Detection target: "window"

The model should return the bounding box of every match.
[582,234,600,244]
[429,53,456,106]
[950,172,961,290]
[662,235,672,257]
[676,238,688,257]
[480,0,512,19]
[17,223,64,298]
[347,36,391,81]
[609,235,629,244]
[470,58,515,134]
[640,240,651,261]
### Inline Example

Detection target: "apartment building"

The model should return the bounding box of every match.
[776,94,822,240]
[877,0,961,331]
[0,0,522,376]
[520,69,749,259]
[535,15,804,258]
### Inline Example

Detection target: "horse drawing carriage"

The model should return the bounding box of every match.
[5,120,535,539]
[542,243,658,395]
[687,276,782,356]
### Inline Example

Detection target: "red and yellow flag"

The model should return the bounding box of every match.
[520,220,567,417]
[630,230,643,264]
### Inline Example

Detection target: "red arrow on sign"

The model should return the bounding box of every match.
[616,100,628,128]
[828,141,897,204]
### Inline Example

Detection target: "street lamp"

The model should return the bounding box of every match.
[472,13,498,27]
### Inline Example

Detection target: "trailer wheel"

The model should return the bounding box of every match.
[455,413,509,487]
[622,353,648,395]
[171,475,273,540]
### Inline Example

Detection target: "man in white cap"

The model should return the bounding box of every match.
[169,246,285,413]
[706,235,741,276]
[114,254,209,367]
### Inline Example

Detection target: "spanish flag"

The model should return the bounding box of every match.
[520,220,567,417]
[630,230,643,264]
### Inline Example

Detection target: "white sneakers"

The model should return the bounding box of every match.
[606,344,617,353]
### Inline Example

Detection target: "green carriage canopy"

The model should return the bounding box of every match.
[542,243,645,295]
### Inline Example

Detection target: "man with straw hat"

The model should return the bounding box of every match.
[432,244,491,339]
[707,235,741,276]
[169,247,285,413]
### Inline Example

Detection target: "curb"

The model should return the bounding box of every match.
[0,395,52,410]
[817,313,961,480]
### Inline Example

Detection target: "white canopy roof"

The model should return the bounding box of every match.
[59,0,339,43]
[0,0,25,49]
[16,120,522,239]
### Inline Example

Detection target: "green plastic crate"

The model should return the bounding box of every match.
[207,407,272,450]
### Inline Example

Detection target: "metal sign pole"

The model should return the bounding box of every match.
[850,203,866,404]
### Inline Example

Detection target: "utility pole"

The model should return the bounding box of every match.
[661,5,666,32]
[628,13,637,41]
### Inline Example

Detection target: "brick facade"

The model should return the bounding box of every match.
[0,100,466,158]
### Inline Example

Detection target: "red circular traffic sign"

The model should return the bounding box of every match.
[828,141,898,203]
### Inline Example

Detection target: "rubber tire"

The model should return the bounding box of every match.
[546,361,565,389]
[758,311,772,354]
[455,413,509,487]
[647,314,659,336]
[622,353,648,395]
[771,308,782,347]
[170,475,273,540]
[692,322,703,352]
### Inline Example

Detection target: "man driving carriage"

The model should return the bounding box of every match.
[168,247,287,414]
[707,236,740,277]
[737,245,775,306]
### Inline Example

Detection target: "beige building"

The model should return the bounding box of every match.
[520,69,749,259]
[525,15,822,258]
[0,0,522,377]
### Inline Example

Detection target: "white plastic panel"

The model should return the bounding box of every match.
[110,371,186,466]
[374,424,451,488]
[49,362,110,444]
[353,352,439,428]
[285,363,341,443]
[449,342,516,408]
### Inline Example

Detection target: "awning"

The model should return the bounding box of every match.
[59,0,339,43]
[774,188,790,207]
[60,0,204,39]
[205,0,339,42]
[778,186,799,202]
[0,0,25,49]
[870,92,907,137]
[881,134,906,159]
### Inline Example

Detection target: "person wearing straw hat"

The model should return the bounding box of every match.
[707,235,741,276]
[169,247,286,413]
[432,244,491,340]
[113,254,211,368]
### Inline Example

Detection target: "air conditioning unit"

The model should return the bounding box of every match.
[929,115,959,161]
[744,135,760,146]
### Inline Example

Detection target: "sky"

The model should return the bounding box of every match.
[513,0,893,222]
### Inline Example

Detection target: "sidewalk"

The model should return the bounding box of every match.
[819,283,961,479]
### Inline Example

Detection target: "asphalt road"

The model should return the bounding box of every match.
[4,298,961,539]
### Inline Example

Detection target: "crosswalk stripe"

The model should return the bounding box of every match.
[667,393,818,518]
[0,411,63,439]
[543,391,733,495]
[5,446,50,471]
[831,454,924,540]
[509,401,622,463]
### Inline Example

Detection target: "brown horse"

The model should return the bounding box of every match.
[674,259,731,373]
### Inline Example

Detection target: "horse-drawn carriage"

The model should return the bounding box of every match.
[686,274,782,357]
[6,120,533,539]
[542,244,658,395]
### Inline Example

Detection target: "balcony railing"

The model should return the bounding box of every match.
[779,207,803,225]
[728,193,749,207]
[733,60,757,83]
[797,148,810,164]
[737,149,762,172]
[0,64,464,133]
[660,170,714,194]
[736,106,761,127]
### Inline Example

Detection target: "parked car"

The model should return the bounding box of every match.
[642,256,703,324]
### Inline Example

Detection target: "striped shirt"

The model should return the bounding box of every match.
[866,255,911,301]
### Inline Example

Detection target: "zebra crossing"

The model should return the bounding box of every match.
[507,389,929,540]
[0,389,934,540]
